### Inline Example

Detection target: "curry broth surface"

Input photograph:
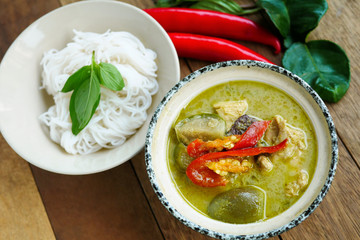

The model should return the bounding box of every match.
[168,81,317,220]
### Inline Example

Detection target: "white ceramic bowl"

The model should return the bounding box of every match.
[146,61,337,239]
[0,1,180,174]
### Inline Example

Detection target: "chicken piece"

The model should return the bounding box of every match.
[263,115,288,144]
[264,115,307,165]
[257,155,273,173]
[297,170,309,188]
[285,170,309,197]
[213,100,248,131]
[207,157,253,176]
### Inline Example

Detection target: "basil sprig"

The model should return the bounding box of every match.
[62,51,124,135]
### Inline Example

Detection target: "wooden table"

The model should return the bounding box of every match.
[1,0,359,239]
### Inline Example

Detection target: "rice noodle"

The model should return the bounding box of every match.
[39,30,158,154]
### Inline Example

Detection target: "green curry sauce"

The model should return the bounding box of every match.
[167,81,317,222]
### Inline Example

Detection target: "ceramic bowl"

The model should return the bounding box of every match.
[145,60,337,239]
[0,0,180,174]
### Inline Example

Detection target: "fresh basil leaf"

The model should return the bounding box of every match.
[286,0,328,44]
[65,51,125,135]
[99,62,124,91]
[61,65,91,93]
[282,40,350,102]
[69,70,101,135]
[257,0,290,37]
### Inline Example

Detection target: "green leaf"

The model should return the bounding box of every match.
[191,0,242,15]
[257,0,290,37]
[69,69,101,135]
[99,62,125,91]
[282,40,350,102]
[258,0,327,46]
[156,0,260,15]
[64,51,125,135]
[61,65,91,92]
[156,0,194,7]
[286,0,328,43]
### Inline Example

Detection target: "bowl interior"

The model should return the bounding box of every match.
[0,1,179,174]
[147,61,336,238]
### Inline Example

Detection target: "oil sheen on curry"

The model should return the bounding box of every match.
[167,81,317,224]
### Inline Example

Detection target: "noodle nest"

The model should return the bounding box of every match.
[39,30,158,154]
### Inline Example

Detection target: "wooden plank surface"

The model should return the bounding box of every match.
[31,163,164,240]
[0,0,359,239]
[0,136,55,240]
[308,0,360,166]
[0,0,59,239]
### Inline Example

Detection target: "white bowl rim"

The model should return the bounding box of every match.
[0,0,180,174]
[145,60,338,239]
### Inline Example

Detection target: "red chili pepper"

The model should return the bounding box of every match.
[187,120,271,158]
[232,120,271,150]
[187,138,208,158]
[169,33,273,64]
[144,8,281,54]
[186,139,287,187]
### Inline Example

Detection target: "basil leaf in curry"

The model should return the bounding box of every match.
[282,40,350,103]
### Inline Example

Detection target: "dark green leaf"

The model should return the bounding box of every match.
[286,0,328,42]
[69,69,101,135]
[156,0,195,7]
[61,65,91,92]
[156,0,260,15]
[282,40,350,102]
[257,0,290,37]
[99,62,124,91]
[259,0,327,45]
[191,0,243,15]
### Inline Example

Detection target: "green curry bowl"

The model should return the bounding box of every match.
[145,60,337,239]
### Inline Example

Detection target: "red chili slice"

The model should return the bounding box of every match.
[144,8,281,54]
[186,139,288,187]
[232,120,271,150]
[187,120,271,158]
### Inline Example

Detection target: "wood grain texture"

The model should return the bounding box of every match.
[31,163,164,240]
[0,0,60,239]
[307,0,360,166]
[0,0,60,60]
[0,136,55,240]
